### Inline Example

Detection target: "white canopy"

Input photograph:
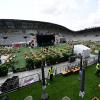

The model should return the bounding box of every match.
[74,44,91,58]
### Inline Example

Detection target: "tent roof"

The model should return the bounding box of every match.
[74,44,90,50]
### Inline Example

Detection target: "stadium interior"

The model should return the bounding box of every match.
[0,19,100,100]
[0,19,100,46]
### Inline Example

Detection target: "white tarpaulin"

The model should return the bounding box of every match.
[74,44,91,58]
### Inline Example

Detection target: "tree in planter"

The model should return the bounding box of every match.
[0,64,8,77]
[49,56,55,65]
[26,58,34,70]
[62,53,71,62]
[45,54,54,65]
[52,54,61,64]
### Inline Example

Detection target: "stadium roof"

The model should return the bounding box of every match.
[0,19,73,32]
[0,19,100,34]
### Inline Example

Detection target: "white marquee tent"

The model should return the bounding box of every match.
[74,44,91,58]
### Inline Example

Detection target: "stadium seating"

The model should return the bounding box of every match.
[0,34,33,45]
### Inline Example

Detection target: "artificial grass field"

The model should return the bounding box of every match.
[13,42,100,69]
[13,43,71,69]
[0,64,100,100]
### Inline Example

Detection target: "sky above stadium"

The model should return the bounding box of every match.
[0,0,99,31]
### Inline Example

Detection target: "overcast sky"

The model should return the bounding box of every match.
[0,0,100,31]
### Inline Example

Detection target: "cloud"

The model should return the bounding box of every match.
[78,0,100,28]
[0,0,99,31]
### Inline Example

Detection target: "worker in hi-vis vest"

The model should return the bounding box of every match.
[48,67,54,81]
[96,63,100,76]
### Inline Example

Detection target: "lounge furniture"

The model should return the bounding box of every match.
[71,67,80,73]
[62,66,80,76]
[62,69,72,76]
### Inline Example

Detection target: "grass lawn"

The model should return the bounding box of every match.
[0,64,100,100]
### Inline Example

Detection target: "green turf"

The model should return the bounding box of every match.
[13,47,41,68]
[0,64,100,100]
[13,43,71,69]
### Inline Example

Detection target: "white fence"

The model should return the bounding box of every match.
[19,55,98,87]
[0,55,98,94]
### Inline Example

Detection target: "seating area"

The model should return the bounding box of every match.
[64,33,100,42]
[62,66,80,76]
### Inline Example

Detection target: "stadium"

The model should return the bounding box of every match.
[0,19,100,100]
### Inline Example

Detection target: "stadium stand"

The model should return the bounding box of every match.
[0,34,33,45]
[0,19,100,46]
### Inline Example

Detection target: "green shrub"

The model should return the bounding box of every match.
[25,58,34,70]
[15,67,26,73]
[62,53,70,61]
[0,64,8,77]
[45,55,54,65]
[34,59,42,69]
[54,55,61,63]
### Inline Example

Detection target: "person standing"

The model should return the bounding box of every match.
[96,63,100,76]
[48,67,54,81]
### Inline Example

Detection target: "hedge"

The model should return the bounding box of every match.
[0,64,8,77]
